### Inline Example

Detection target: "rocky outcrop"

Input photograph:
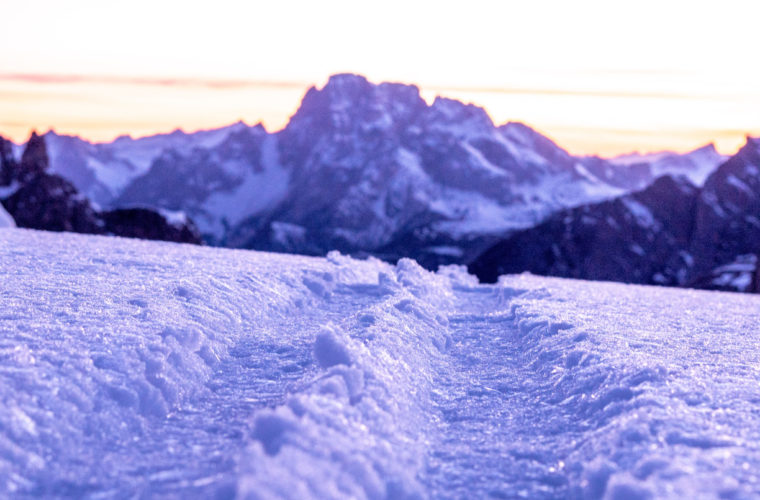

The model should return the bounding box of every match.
[469,175,699,285]
[688,138,760,280]
[0,136,17,186]
[18,132,50,182]
[0,133,202,245]
[3,174,103,233]
[102,208,202,244]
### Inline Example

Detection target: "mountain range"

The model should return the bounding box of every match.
[4,73,730,271]
[470,137,760,293]
[8,73,760,293]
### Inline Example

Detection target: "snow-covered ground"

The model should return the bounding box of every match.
[1,228,759,499]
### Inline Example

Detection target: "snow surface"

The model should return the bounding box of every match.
[1,228,760,498]
[0,205,14,227]
[201,135,289,234]
[42,123,254,206]
[610,144,726,186]
[710,254,758,292]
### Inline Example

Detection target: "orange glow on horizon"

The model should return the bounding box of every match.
[2,0,760,157]
[1,74,757,158]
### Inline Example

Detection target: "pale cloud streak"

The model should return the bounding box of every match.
[0,72,726,102]
[0,73,310,90]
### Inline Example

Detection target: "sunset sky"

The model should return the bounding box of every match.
[2,0,759,156]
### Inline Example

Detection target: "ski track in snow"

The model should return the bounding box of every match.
[1,229,760,499]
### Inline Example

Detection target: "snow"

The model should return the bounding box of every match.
[610,144,726,186]
[426,245,465,258]
[86,156,135,196]
[392,148,547,237]
[726,174,753,196]
[201,135,289,235]
[2,228,760,498]
[0,182,20,199]
[271,221,307,246]
[622,197,656,228]
[40,123,255,206]
[157,208,189,227]
[0,204,14,227]
[108,122,251,175]
[710,255,757,291]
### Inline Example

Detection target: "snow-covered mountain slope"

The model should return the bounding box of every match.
[2,228,760,498]
[472,136,760,292]
[115,125,288,239]
[0,204,14,227]
[470,174,702,286]
[42,122,253,207]
[610,143,726,186]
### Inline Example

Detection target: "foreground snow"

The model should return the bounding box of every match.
[0,229,759,499]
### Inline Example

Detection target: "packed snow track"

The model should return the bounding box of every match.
[1,228,760,499]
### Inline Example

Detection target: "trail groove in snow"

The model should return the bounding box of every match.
[1,228,760,499]
[424,285,576,499]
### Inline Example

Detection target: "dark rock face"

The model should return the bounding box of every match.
[470,138,760,293]
[469,175,699,285]
[102,208,202,244]
[18,132,50,182]
[0,136,17,185]
[2,174,103,233]
[1,133,202,245]
[688,139,760,280]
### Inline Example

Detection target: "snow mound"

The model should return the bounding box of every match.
[0,204,14,227]
[1,229,759,498]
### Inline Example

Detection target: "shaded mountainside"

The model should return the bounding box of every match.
[18,74,725,268]
[0,133,202,244]
[470,137,760,293]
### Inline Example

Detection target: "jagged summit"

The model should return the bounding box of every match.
[19,131,49,180]
[288,73,426,136]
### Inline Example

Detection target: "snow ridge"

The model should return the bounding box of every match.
[238,256,454,498]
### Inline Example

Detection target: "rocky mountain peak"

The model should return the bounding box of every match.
[426,97,495,134]
[288,74,425,135]
[19,131,50,181]
[0,135,17,185]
